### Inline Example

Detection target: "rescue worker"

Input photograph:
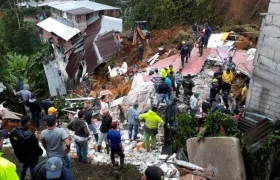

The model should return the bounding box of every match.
[0,129,20,180]
[180,41,189,68]
[210,78,219,104]
[167,64,175,75]
[182,74,195,105]
[139,106,164,152]
[138,41,144,61]
[222,68,234,92]
[160,67,168,78]
[241,84,248,107]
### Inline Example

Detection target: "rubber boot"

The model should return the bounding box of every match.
[94,134,99,142]
[106,144,110,154]
[119,158,124,169]
[111,157,118,167]
[97,145,101,152]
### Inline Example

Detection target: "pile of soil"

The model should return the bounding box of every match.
[2,147,142,180]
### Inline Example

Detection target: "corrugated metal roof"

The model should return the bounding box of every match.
[66,7,94,15]
[95,31,117,63]
[84,18,102,73]
[66,52,83,79]
[37,17,80,41]
[42,1,119,11]
[99,16,122,36]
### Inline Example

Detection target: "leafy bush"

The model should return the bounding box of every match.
[173,114,199,150]
[243,130,280,180]
[202,111,239,137]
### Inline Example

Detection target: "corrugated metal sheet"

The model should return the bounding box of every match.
[66,52,83,79]
[44,1,119,11]
[84,18,101,73]
[37,17,80,41]
[66,7,94,15]
[95,31,117,63]
[43,62,67,96]
[99,16,122,35]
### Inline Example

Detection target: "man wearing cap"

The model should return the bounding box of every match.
[139,106,164,152]
[107,121,125,168]
[180,41,189,67]
[128,103,140,140]
[0,129,19,180]
[41,114,71,170]
[10,115,43,180]
[175,68,183,97]
[44,107,59,127]
[142,166,164,180]
[152,68,162,93]
[182,74,195,105]
[67,110,89,164]
[167,65,175,75]
[222,68,234,92]
[190,92,200,117]
[33,157,74,180]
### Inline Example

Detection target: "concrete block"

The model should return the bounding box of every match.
[187,137,246,180]
[268,90,280,98]
[260,93,271,100]
[272,15,280,27]
[270,106,280,113]
[263,37,280,52]
[268,2,280,14]
[274,51,280,63]
[252,81,262,88]
[262,25,280,39]
[270,0,280,3]
[258,55,277,70]
[259,102,270,110]
[277,64,280,71]
[257,45,275,59]
[265,109,275,116]
[252,90,261,96]
[266,100,277,107]
[265,14,273,24]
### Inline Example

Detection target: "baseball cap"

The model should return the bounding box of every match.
[194,92,200,97]
[48,107,57,114]
[212,78,218,83]
[46,157,63,179]
[0,129,8,138]
[145,166,164,180]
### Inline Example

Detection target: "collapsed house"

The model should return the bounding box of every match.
[36,1,122,96]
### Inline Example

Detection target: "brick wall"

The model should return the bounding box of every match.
[246,0,280,120]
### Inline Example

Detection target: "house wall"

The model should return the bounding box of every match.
[246,0,280,120]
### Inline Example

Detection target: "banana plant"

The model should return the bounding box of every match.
[6,52,35,83]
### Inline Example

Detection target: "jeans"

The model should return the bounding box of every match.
[98,132,108,145]
[139,52,143,60]
[181,56,186,68]
[157,94,170,107]
[128,124,138,139]
[75,140,88,161]
[144,130,156,152]
[20,162,37,180]
[31,112,40,127]
[62,154,71,170]
[88,124,97,134]
[154,84,159,93]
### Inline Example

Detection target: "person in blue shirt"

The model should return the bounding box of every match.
[165,75,173,101]
[180,41,189,68]
[127,104,140,140]
[107,121,125,168]
[203,23,212,47]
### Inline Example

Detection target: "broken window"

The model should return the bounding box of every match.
[76,15,81,22]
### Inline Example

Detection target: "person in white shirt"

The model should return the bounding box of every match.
[100,95,109,115]
[190,92,200,117]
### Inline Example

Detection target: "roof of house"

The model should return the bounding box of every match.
[66,7,94,15]
[37,17,80,41]
[39,1,120,13]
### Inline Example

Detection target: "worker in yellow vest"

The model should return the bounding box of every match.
[0,129,19,180]
[160,67,168,78]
